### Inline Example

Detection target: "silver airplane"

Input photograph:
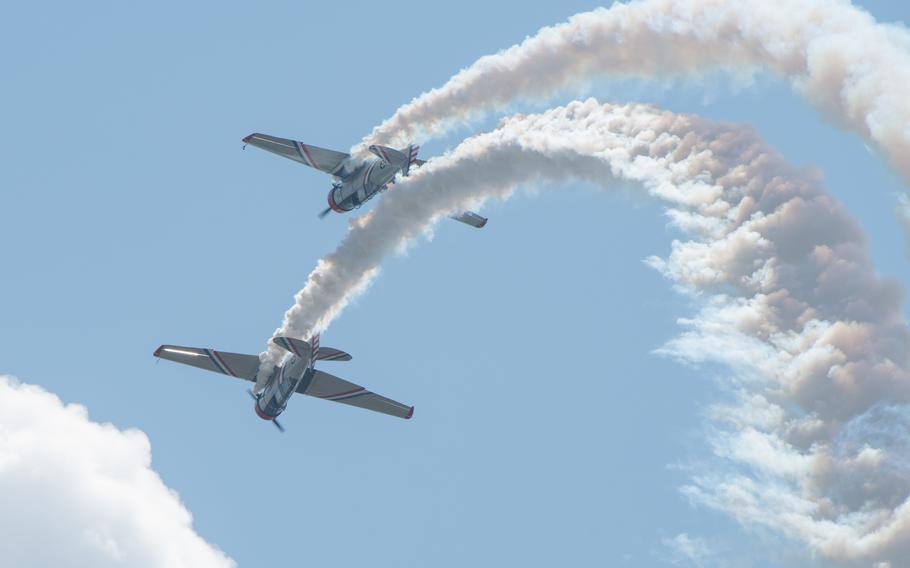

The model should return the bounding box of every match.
[242,132,488,228]
[154,334,413,431]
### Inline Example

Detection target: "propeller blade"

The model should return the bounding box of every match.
[318,207,332,219]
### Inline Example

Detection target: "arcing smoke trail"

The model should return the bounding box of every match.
[360,0,910,192]
[263,100,910,564]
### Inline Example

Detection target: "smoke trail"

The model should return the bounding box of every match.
[360,0,910,192]
[263,100,910,565]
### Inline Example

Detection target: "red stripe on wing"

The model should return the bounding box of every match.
[212,351,237,376]
[317,387,365,400]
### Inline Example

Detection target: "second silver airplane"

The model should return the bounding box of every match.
[154,334,413,431]
[242,132,488,228]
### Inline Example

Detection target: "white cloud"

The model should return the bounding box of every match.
[0,376,235,568]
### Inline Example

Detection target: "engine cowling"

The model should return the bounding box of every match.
[327,184,353,213]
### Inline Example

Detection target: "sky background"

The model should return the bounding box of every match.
[1,1,908,566]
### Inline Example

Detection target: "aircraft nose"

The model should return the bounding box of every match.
[253,401,272,421]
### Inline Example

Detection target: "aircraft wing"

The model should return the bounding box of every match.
[242,133,350,176]
[297,369,413,419]
[153,345,260,381]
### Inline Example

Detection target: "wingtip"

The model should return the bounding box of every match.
[242,133,255,143]
[153,345,163,357]
[477,217,488,228]
[405,406,415,419]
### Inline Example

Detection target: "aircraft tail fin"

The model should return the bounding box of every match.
[402,144,420,176]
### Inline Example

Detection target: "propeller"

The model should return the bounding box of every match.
[318,206,332,219]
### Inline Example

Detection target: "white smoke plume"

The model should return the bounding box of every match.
[0,376,235,568]
[262,100,910,565]
[359,0,910,191]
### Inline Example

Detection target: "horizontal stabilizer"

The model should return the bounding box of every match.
[368,144,407,165]
[316,347,352,362]
[297,370,413,419]
[450,211,488,228]
[272,336,316,360]
[153,345,260,381]
[243,133,352,176]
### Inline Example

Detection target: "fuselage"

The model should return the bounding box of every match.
[327,154,406,214]
[254,353,313,420]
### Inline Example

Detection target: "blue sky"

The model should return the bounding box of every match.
[1,1,908,566]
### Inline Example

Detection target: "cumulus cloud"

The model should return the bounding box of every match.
[260,100,910,565]
[0,376,235,568]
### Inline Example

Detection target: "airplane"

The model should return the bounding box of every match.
[153,334,413,431]
[241,132,488,228]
